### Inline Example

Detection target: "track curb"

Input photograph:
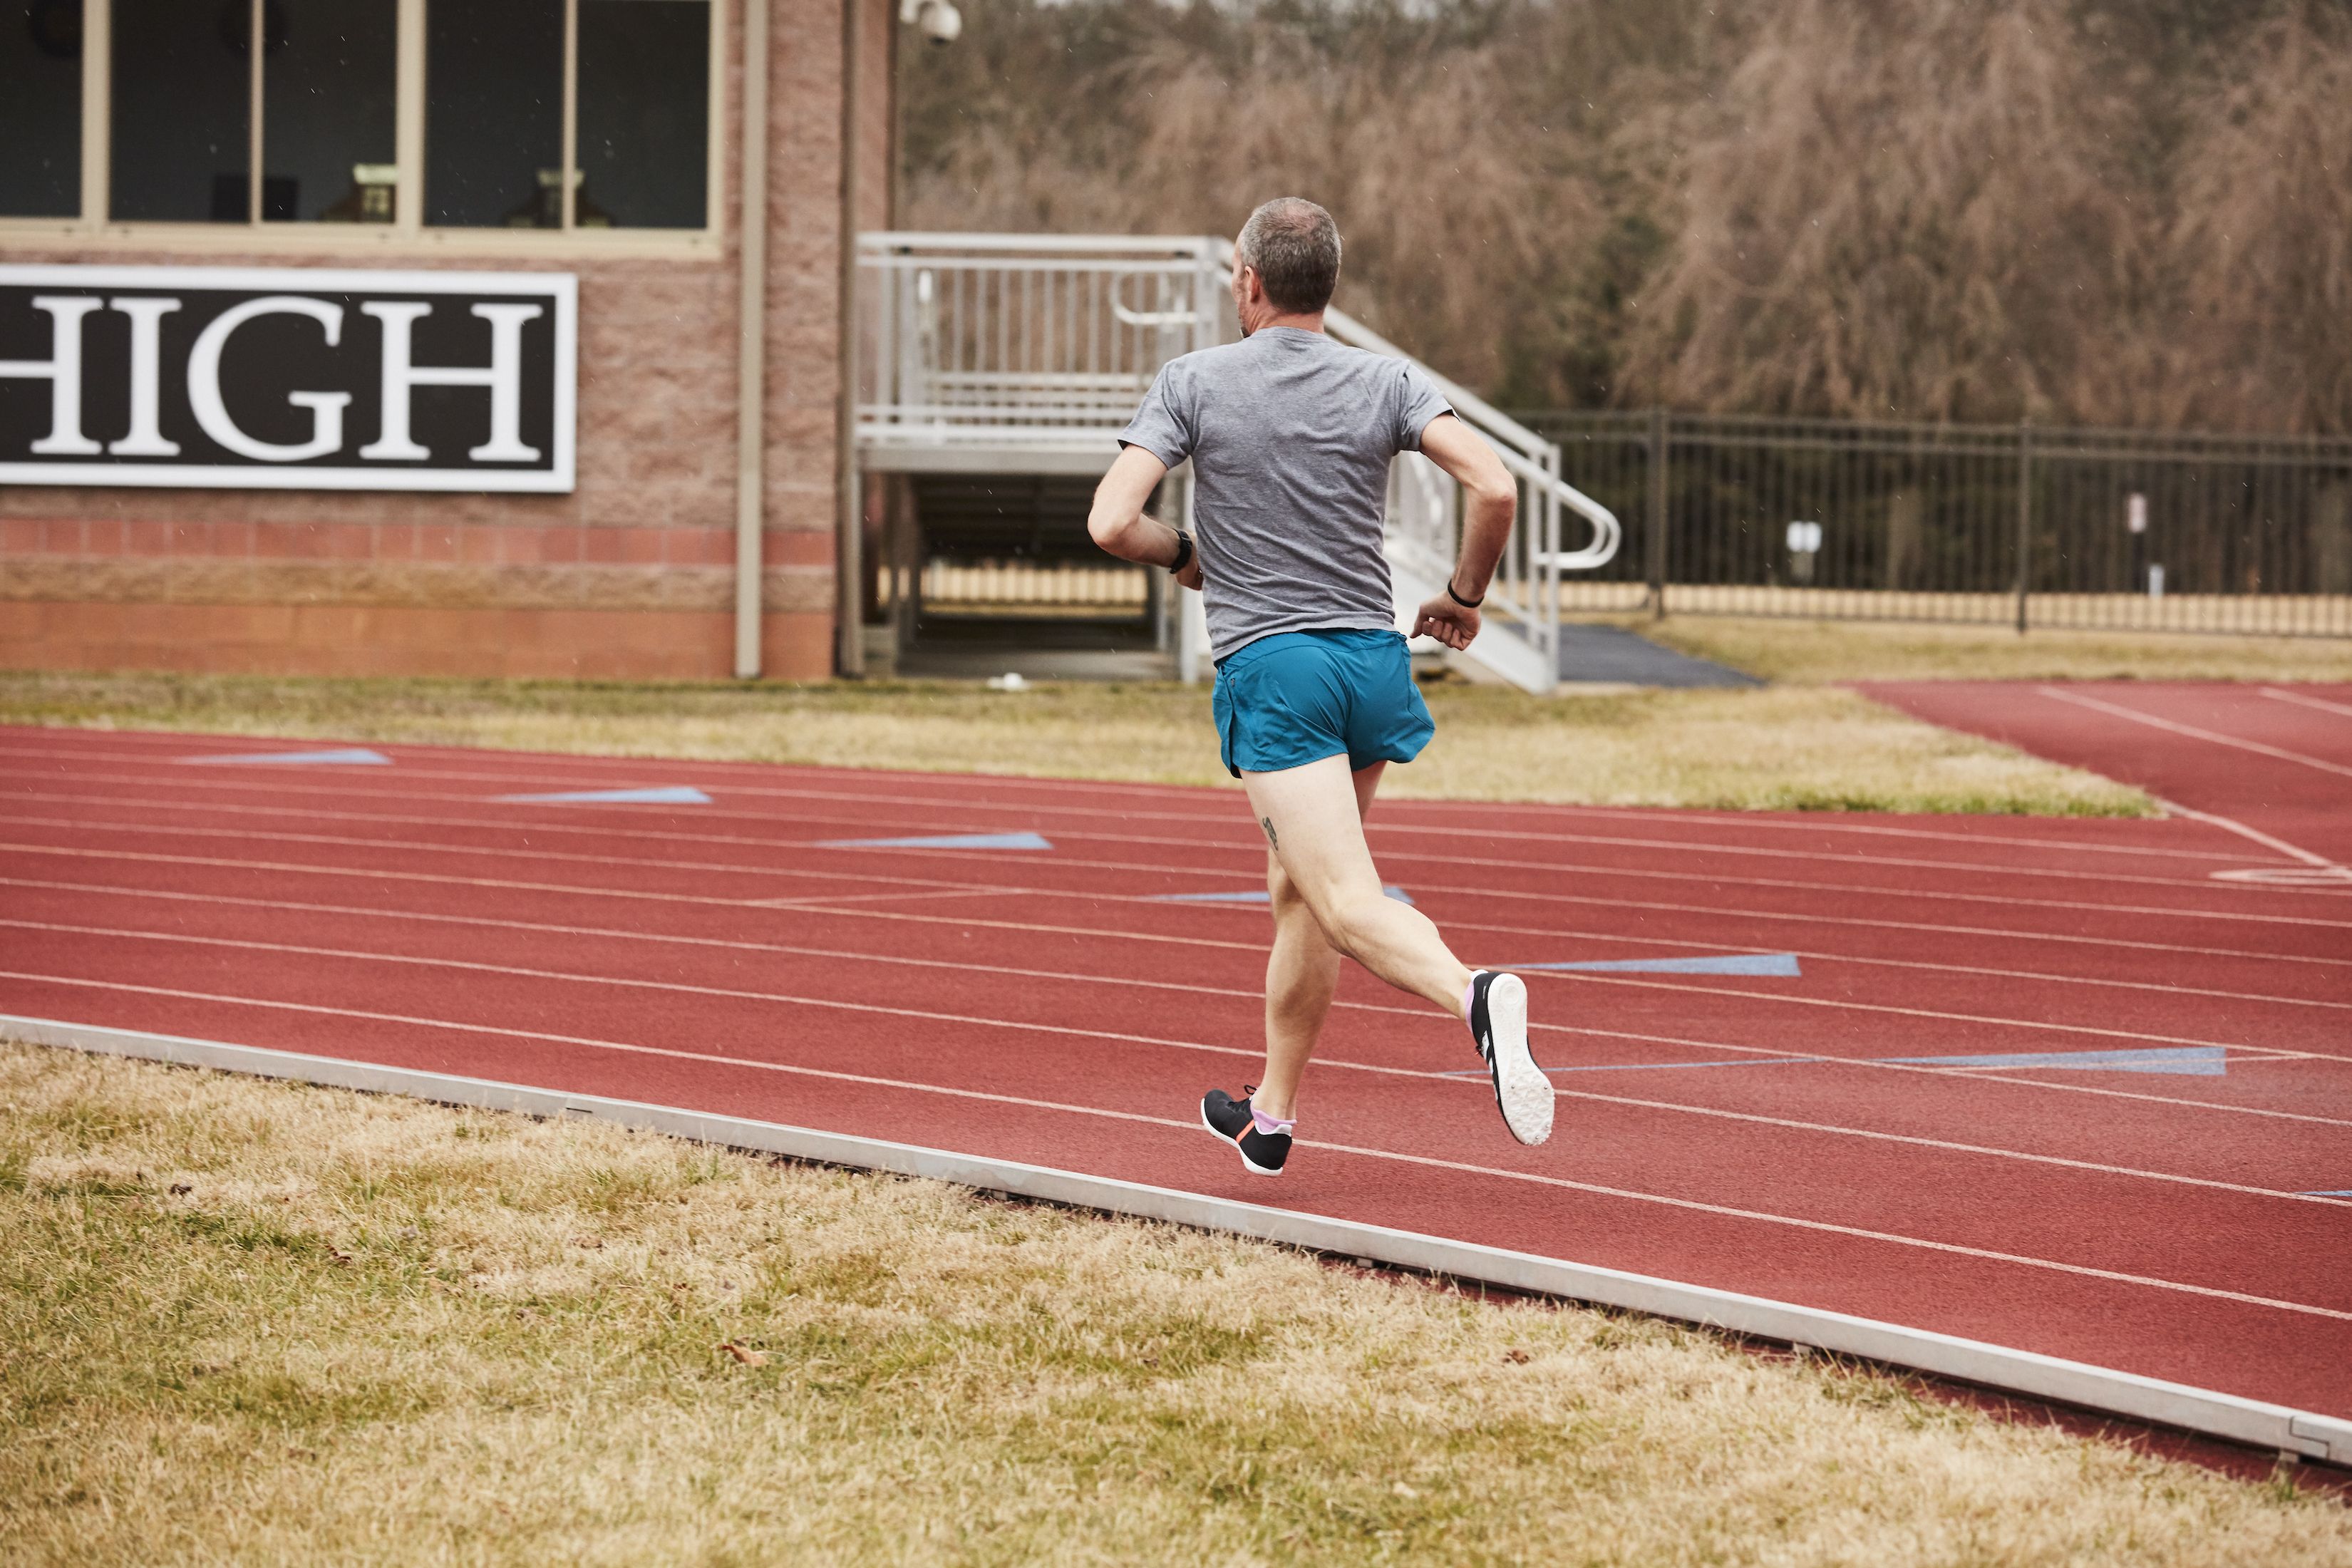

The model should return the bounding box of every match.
[11,1010,2348,1469]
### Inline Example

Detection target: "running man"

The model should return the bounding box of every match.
[1087,196,1550,1177]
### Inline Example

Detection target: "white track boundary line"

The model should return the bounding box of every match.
[2262,688,2352,721]
[7,1012,2346,1466]
[15,872,2348,1133]
[2038,686,2352,780]
[13,917,2347,1206]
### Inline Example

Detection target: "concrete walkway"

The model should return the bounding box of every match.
[1557,624,1760,688]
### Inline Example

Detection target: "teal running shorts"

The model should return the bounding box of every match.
[1211,627,1435,778]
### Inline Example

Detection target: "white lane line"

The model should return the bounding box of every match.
[22,751,2272,863]
[2157,799,2341,871]
[9,841,2342,1072]
[1515,969,2330,1056]
[19,872,2352,1133]
[10,833,2346,1061]
[1381,801,2255,865]
[2,738,2218,867]
[6,971,2351,1322]
[1442,915,2352,1010]
[8,917,2351,1210]
[0,780,2279,900]
[2261,687,2352,722]
[750,885,1032,910]
[2039,686,2352,780]
[1547,1021,2352,1130]
[14,810,2347,934]
[9,817,2347,974]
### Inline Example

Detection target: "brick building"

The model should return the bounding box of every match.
[0,0,894,680]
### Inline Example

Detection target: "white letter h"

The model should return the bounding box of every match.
[359,301,544,463]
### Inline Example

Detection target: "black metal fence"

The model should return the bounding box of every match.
[1517,411,2352,636]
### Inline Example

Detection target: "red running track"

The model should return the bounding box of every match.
[1865,680,2352,874]
[1,716,2348,1422]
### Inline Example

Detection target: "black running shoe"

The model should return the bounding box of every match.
[1467,971,1552,1145]
[1201,1085,1291,1176]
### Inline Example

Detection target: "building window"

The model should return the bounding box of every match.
[268,0,401,224]
[428,0,711,231]
[0,0,716,241]
[425,0,564,228]
[1,1,87,218]
[576,0,710,230]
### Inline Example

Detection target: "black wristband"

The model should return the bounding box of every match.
[1446,577,1484,608]
[1169,532,1195,575]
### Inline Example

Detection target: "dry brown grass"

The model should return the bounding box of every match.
[6,1039,2348,1564]
[0,669,2148,816]
[1636,616,2352,685]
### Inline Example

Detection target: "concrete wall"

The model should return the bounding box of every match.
[0,0,895,683]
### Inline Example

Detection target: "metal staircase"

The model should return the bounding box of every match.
[853,232,1619,691]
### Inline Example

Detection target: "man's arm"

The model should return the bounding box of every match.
[1410,413,1516,650]
[1087,445,1202,588]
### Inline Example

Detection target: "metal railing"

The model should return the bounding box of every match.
[855,233,1229,461]
[855,233,1622,688]
[1520,411,2352,636]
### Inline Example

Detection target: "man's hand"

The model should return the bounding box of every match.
[1175,552,1204,592]
[1413,592,1479,650]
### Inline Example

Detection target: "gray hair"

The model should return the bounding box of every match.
[1237,197,1342,314]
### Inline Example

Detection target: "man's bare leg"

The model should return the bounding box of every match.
[1250,762,1383,1121]
[1240,753,1550,1145]
[1243,755,1472,1014]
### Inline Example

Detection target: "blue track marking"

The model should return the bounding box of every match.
[1515,951,1802,976]
[497,785,712,805]
[1443,1043,2229,1080]
[179,746,391,766]
[2303,1190,2352,1197]
[1884,1046,2227,1076]
[821,831,1055,851]
[1154,884,1415,904]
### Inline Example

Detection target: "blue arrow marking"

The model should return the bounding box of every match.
[1515,952,1802,977]
[1155,884,1415,904]
[822,831,1055,851]
[1885,1046,2225,1076]
[498,785,712,805]
[180,747,391,766]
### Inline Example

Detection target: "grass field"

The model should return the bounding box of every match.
[1631,617,2352,685]
[6,1041,2346,1566]
[0,669,2148,817]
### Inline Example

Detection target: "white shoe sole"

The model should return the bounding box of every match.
[1483,974,1553,1146]
[1200,1101,1286,1177]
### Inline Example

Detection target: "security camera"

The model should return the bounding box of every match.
[904,0,961,46]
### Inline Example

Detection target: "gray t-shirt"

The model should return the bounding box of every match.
[1118,326,1453,661]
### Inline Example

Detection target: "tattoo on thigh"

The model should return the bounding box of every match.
[1259,815,1279,850]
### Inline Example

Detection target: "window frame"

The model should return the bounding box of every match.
[0,0,726,257]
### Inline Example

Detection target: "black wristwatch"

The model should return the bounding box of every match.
[1446,577,1484,608]
[1169,532,1195,575]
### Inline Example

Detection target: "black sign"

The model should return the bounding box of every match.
[0,265,575,492]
